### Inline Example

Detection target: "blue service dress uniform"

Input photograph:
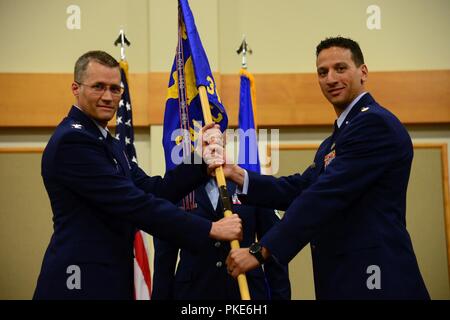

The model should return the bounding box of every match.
[242,93,430,299]
[34,106,214,299]
[152,182,291,300]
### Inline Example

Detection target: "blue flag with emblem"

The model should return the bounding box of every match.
[162,0,228,210]
[238,69,260,174]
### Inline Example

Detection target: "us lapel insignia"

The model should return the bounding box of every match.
[71,123,83,130]
[324,149,336,169]
[361,106,370,112]
[309,162,316,169]
[232,192,241,205]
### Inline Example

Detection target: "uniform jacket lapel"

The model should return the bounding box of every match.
[195,185,216,216]
[67,106,131,178]
[318,93,376,174]
[195,182,237,219]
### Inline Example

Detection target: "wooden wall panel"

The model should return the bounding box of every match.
[1,70,449,127]
[220,73,333,126]
[148,72,169,124]
[367,71,450,124]
[0,73,149,127]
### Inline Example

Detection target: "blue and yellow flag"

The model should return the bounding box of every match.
[238,69,260,174]
[162,0,228,209]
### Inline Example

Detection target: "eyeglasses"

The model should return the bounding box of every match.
[76,81,124,97]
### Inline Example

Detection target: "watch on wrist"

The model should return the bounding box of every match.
[249,242,265,265]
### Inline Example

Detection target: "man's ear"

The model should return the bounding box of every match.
[72,82,80,97]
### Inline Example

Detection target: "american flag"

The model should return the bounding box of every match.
[116,68,137,164]
[116,63,152,300]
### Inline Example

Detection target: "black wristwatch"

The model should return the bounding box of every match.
[249,242,265,265]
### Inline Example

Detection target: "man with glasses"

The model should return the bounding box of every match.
[33,50,241,299]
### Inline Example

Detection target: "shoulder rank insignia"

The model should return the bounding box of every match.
[361,106,370,112]
[71,123,83,129]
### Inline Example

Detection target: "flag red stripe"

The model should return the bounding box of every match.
[134,231,152,294]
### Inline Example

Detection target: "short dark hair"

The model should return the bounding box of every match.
[74,50,119,82]
[316,37,365,66]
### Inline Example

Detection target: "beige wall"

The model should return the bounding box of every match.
[0,153,52,299]
[0,0,150,72]
[0,0,449,73]
[408,148,449,299]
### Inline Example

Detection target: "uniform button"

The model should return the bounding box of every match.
[216,261,223,268]
[214,241,221,248]
[311,245,316,250]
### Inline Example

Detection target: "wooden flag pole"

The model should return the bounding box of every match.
[198,86,251,300]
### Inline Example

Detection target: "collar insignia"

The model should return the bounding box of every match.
[71,123,83,129]
[232,193,241,205]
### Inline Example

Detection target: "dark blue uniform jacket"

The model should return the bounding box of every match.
[34,106,212,299]
[244,94,429,299]
[152,183,291,300]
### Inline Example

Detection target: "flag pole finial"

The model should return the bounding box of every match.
[114,28,131,61]
[236,35,252,69]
